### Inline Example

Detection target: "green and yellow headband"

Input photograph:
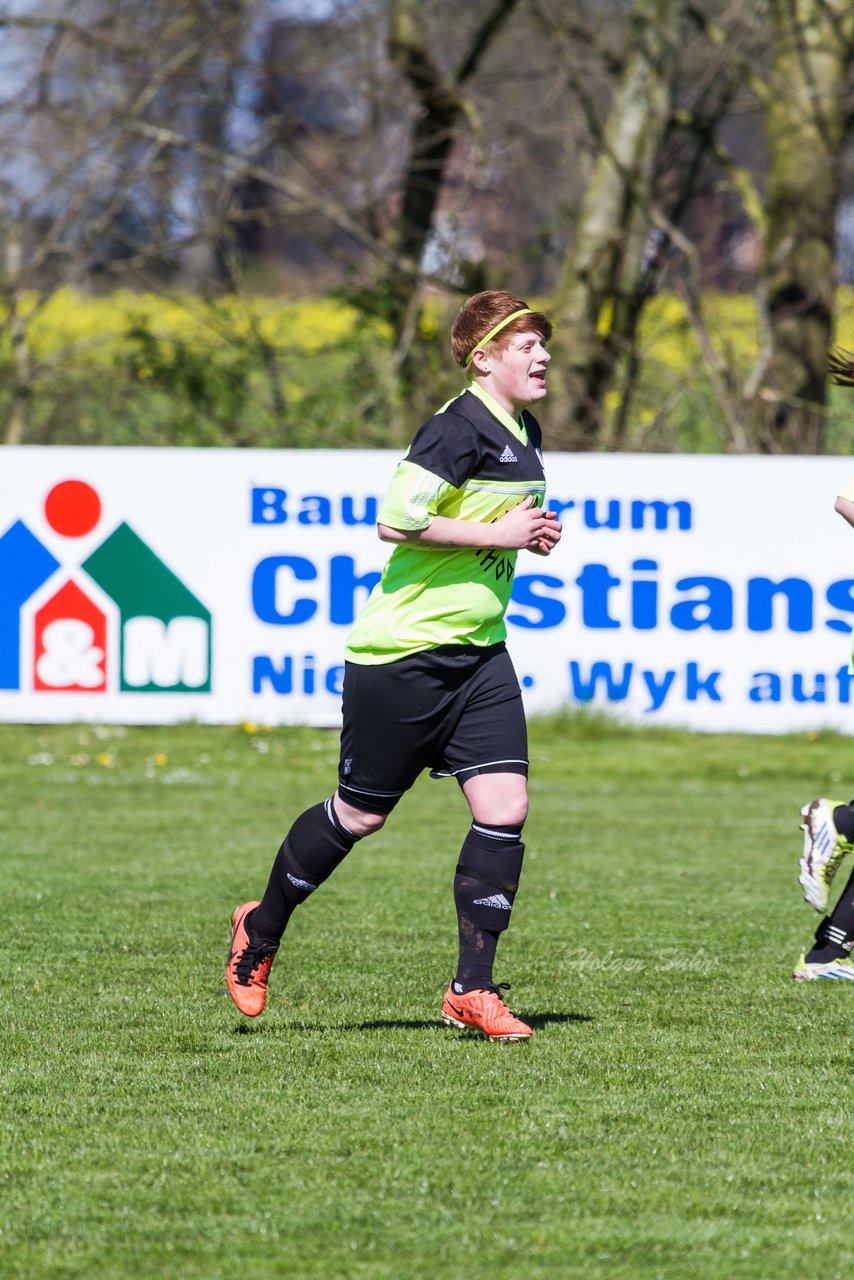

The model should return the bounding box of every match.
[465,308,533,366]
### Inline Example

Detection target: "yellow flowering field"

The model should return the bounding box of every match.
[13,288,382,363]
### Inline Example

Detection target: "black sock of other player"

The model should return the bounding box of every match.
[834,802,854,843]
[452,821,525,993]
[806,864,854,962]
[250,797,360,944]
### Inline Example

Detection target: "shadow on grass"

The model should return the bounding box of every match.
[231,1011,592,1035]
[525,1011,594,1030]
[358,1012,593,1032]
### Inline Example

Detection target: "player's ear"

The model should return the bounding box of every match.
[469,348,490,373]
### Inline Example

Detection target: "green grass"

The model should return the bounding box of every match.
[1,716,853,1279]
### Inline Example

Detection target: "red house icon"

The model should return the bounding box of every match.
[34,580,107,692]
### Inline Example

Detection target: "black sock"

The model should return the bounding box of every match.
[251,797,358,944]
[453,821,524,993]
[834,802,854,843]
[806,865,854,962]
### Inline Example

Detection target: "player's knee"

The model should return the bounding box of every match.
[472,801,527,828]
[463,772,528,828]
[333,794,387,838]
[494,797,528,827]
[502,779,528,826]
[475,790,528,828]
[348,810,387,838]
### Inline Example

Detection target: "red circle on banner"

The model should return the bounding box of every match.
[44,480,102,537]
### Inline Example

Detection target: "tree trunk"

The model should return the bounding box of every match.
[384,0,519,343]
[750,0,854,453]
[550,0,680,450]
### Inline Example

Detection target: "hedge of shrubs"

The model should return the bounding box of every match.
[3,286,854,451]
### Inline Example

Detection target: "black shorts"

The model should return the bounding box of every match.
[337,642,528,815]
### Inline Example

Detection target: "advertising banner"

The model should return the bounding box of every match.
[1,446,853,732]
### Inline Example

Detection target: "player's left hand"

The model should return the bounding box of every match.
[528,511,561,555]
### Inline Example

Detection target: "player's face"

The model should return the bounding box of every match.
[484,330,551,415]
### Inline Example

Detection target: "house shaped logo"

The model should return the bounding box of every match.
[0,479,211,694]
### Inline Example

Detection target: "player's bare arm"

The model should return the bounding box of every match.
[378,496,561,554]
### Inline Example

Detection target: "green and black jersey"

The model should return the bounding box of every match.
[344,385,547,665]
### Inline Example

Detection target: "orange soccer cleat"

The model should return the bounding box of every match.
[441,982,533,1042]
[226,901,278,1017]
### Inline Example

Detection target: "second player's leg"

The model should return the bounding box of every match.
[795,796,854,979]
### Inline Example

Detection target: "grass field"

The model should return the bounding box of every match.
[2,715,853,1280]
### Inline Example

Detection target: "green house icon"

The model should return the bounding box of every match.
[83,524,211,693]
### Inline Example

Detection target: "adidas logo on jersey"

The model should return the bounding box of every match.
[473,893,512,909]
[498,445,518,463]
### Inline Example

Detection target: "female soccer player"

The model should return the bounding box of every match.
[226,290,561,1039]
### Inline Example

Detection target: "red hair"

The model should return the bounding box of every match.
[450,290,552,368]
